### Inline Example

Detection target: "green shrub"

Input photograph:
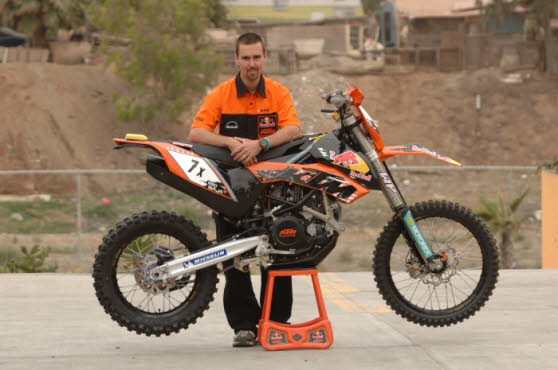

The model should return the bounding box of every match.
[89,0,222,124]
[1,246,58,273]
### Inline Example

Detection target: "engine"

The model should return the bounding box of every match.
[249,183,341,266]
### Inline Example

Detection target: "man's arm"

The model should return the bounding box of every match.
[230,125,301,166]
[188,128,241,152]
[264,125,301,148]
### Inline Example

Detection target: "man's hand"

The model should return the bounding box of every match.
[226,137,243,153]
[231,138,262,166]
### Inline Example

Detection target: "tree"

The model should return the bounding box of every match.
[360,0,382,15]
[0,0,90,47]
[89,0,222,124]
[478,189,529,269]
[524,0,558,75]
[485,0,558,75]
[205,0,228,28]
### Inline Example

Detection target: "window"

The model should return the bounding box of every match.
[350,25,361,50]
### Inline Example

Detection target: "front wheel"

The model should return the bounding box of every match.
[373,200,499,327]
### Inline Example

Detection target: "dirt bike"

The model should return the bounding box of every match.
[93,87,499,336]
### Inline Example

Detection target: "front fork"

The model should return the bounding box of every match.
[344,115,436,265]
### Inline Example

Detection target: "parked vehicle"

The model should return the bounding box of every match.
[0,28,26,47]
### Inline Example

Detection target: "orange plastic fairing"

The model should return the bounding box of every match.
[348,86,364,106]
[356,106,384,151]
[379,144,462,166]
[113,138,233,198]
[247,161,369,203]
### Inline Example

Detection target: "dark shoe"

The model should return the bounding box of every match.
[233,330,258,347]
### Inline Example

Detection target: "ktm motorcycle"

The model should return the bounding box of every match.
[93,87,498,336]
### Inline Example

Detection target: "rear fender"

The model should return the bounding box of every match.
[113,138,234,199]
[379,144,462,166]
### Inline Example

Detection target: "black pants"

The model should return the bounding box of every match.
[215,213,293,333]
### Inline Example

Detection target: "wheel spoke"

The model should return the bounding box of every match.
[433,286,441,310]
[408,279,421,301]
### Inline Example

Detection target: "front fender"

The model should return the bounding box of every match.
[379,144,462,166]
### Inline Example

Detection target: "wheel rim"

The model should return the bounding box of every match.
[389,216,485,313]
[114,234,197,314]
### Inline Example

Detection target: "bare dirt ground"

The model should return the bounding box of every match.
[2,63,557,178]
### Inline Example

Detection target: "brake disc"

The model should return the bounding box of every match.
[133,254,177,295]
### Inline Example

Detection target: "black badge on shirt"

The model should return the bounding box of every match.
[258,113,278,136]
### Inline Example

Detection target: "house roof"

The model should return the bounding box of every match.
[451,0,528,14]
[393,0,476,18]
[239,15,369,29]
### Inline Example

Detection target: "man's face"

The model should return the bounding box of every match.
[235,42,266,82]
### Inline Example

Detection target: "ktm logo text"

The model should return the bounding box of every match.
[279,229,297,237]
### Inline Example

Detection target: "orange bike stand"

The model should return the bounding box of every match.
[258,269,333,351]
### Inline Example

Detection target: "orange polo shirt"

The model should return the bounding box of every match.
[192,74,300,140]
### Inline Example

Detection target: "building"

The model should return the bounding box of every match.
[223,0,363,22]
[240,16,370,55]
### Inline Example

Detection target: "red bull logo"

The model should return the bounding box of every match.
[332,151,361,167]
[259,116,276,128]
[350,170,372,181]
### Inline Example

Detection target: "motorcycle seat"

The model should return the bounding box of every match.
[191,135,313,167]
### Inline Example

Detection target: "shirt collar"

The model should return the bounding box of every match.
[235,73,266,98]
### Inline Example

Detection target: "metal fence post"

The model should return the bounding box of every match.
[508,169,514,198]
[76,173,82,248]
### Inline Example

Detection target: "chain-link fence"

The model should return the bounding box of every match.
[0,166,541,272]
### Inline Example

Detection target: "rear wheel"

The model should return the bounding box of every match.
[93,210,219,336]
[373,200,499,327]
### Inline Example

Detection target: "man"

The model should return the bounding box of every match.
[188,33,301,347]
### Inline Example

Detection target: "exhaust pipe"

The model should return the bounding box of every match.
[149,235,265,281]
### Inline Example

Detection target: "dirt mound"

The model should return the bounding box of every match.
[0,64,188,193]
[1,64,556,194]
[275,68,557,166]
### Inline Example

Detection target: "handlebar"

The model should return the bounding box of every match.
[320,90,353,110]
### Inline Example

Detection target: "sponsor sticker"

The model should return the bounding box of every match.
[350,169,372,181]
[167,146,192,155]
[279,229,297,238]
[331,151,370,173]
[404,211,433,259]
[258,114,278,135]
[183,249,227,267]
[225,121,238,129]
[309,328,327,343]
[171,141,193,149]
[167,150,228,195]
[379,172,398,193]
[269,330,288,345]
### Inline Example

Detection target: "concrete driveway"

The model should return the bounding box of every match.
[1,270,557,370]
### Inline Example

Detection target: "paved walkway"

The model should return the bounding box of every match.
[1,270,557,369]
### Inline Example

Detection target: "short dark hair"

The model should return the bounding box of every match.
[235,32,266,56]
